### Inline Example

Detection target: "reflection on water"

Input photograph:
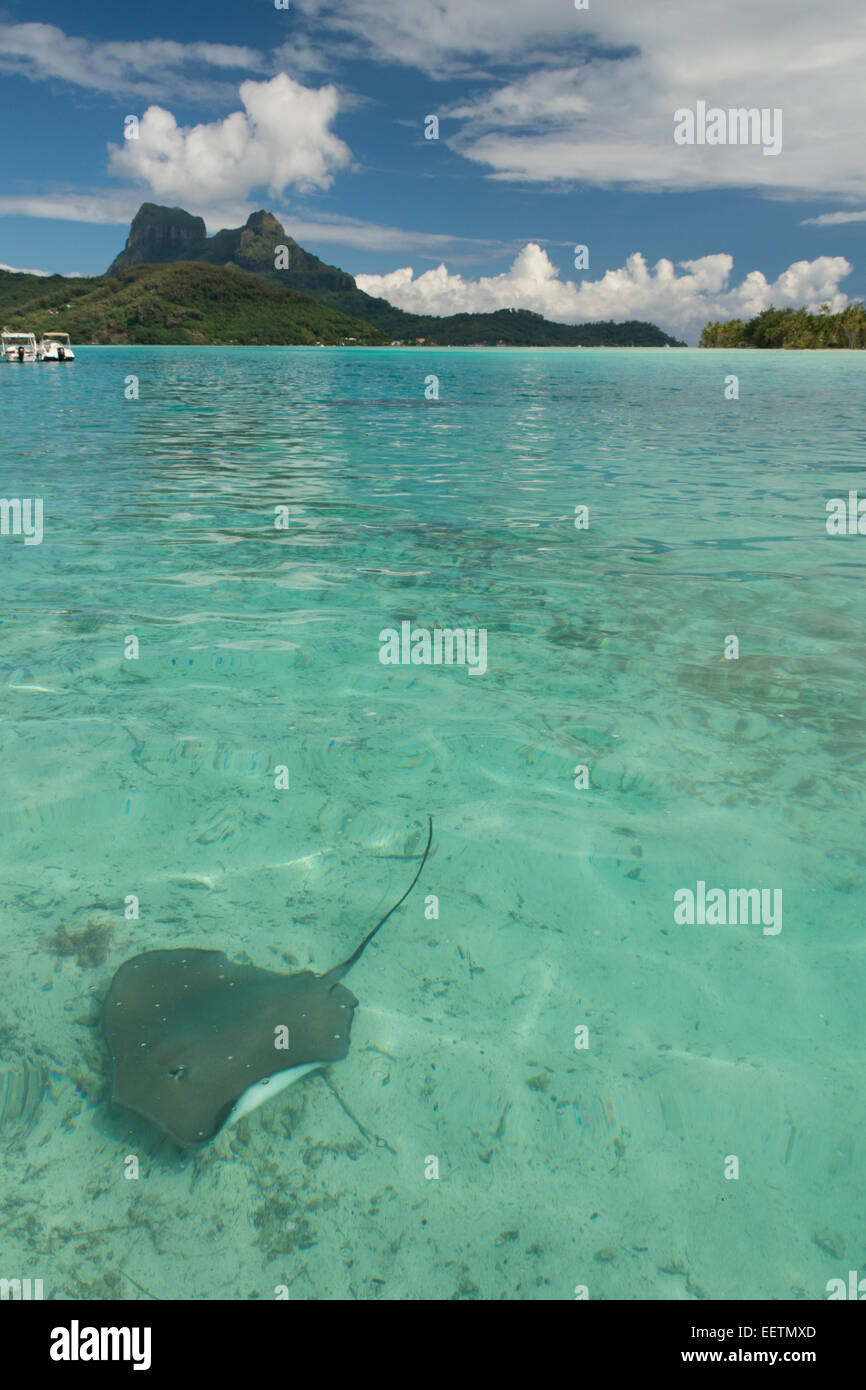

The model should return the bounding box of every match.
[0,347,864,1299]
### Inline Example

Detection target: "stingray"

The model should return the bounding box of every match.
[102,818,433,1147]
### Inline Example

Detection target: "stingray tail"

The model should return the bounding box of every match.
[324,816,433,986]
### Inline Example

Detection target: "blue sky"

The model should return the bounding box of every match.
[1,0,865,340]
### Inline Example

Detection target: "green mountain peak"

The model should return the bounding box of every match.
[1,203,684,347]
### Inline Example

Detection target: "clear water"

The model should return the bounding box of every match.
[1,346,864,1300]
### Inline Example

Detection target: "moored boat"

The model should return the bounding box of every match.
[1,330,38,362]
[38,331,75,361]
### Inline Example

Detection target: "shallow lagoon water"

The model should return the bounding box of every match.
[0,346,864,1299]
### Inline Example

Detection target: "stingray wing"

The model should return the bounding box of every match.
[104,949,358,1145]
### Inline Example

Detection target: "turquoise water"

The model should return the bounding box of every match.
[1,346,864,1300]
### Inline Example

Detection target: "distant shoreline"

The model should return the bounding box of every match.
[700,304,866,349]
[30,341,692,349]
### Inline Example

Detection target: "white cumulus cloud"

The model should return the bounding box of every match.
[108,74,351,204]
[356,246,853,343]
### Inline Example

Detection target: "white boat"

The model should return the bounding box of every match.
[38,331,75,361]
[1,330,38,362]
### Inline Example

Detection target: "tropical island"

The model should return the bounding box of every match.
[700,303,866,348]
[0,202,685,348]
